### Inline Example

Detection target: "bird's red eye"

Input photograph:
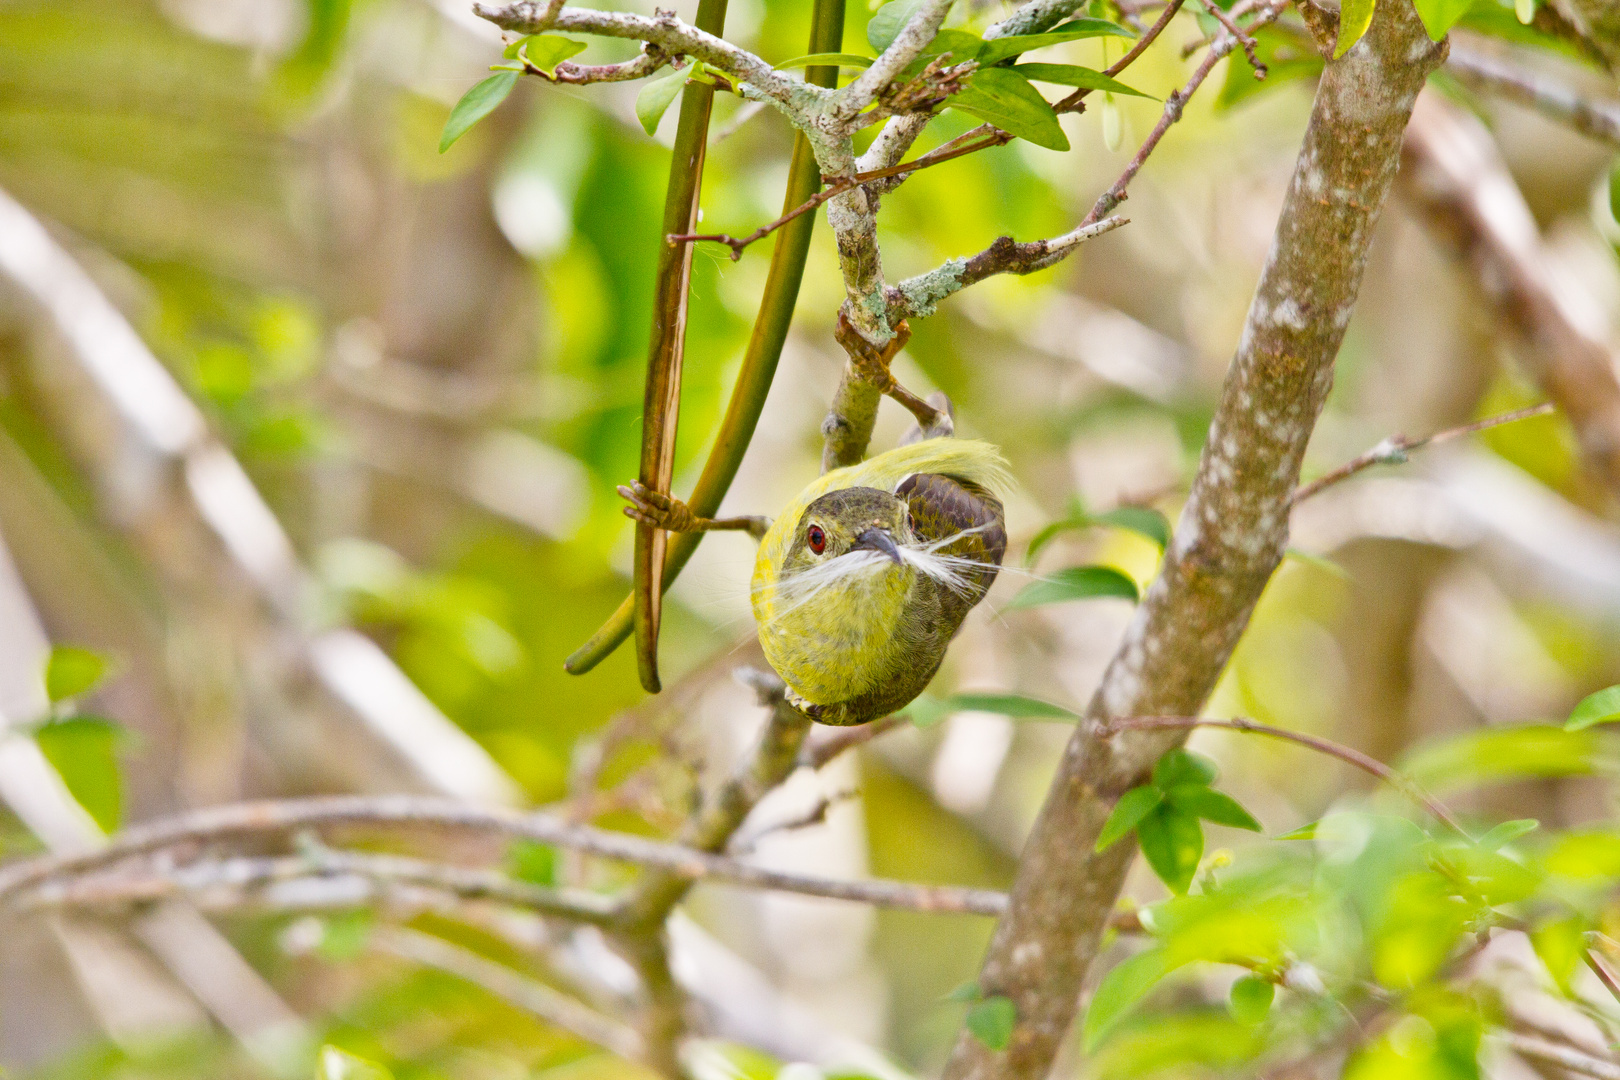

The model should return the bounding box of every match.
[807,525,826,554]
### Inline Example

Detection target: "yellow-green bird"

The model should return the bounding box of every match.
[622,438,1009,725]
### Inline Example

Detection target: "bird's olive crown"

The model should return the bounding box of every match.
[781,487,910,570]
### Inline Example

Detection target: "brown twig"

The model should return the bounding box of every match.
[1193,0,1267,73]
[801,712,911,769]
[1583,947,1620,1008]
[668,132,1009,259]
[1506,1032,1620,1080]
[1290,402,1555,504]
[1055,0,1188,114]
[0,794,1013,917]
[1102,716,1469,837]
[1447,44,1620,149]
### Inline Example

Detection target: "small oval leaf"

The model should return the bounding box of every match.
[1097,785,1165,851]
[1166,785,1261,832]
[1228,975,1275,1025]
[1566,684,1620,730]
[1083,947,1177,1050]
[1008,565,1139,609]
[1334,0,1376,56]
[1152,748,1218,789]
[867,0,928,51]
[45,645,110,704]
[965,995,1017,1050]
[1135,805,1203,894]
[519,34,588,75]
[1476,818,1539,852]
[440,71,519,153]
[635,69,688,136]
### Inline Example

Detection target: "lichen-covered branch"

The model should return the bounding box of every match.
[886,217,1128,320]
[831,0,956,124]
[474,2,817,109]
[939,3,1444,1079]
[1401,93,1620,501]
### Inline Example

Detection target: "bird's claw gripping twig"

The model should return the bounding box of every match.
[617,482,771,540]
[833,311,953,436]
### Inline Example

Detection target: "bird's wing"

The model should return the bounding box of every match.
[897,473,1008,570]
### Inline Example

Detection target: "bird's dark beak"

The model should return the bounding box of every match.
[853,527,903,566]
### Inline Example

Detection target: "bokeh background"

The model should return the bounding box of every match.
[0,0,1618,1076]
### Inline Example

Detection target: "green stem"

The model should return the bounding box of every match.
[632,0,731,693]
[569,0,848,678]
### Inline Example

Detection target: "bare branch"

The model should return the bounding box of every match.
[1290,402,1556,503]
[941,2,1445,1076]
[0,795,1010,917]
[886,217,1129,320]
[1448,43,1620,148]
[1505,1032,1620,1080]
[473,3,816,110]
[801,712,911,770]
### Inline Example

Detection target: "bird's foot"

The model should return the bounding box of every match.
[833,311,950,435]
[618,481,701,532]
[784,686,824,722]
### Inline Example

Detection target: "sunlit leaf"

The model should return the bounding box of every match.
[1413,0,1478,39]
[1097,785,1164,851]
[1008,565,1139,608]
[1227,975,1274,1025]
[1166,786,1261,832]
[906,695,953,728]
[1095,506,1171,548]
[440,71,518,153]
[635,69,688,136]
[946,692,1079,720]
[775,52,876,69]
[507,840,558,885]
[1566,684,1620,730]
[965,995,1017,1050]
[35,716,125,833]
[950,68,1070,152]
[1013,63,1153,98]
[1136,805,1203,894]
[318,910,373,961]
[1475,818,1538,852]
[45,645,110,704]
[1083,946,1178,1049]
[1399,725,1606,794]
[1531,915,1586,995]
[1279,820,1319,840]
[1334,0,1376,56]
[943,980,982,1002]
[319,1045,394,1080]
[975,22,1135,66]
[867,0,928,51]
[1542,830,1620,880]
[1153,748,1218,789]
[517,34,588,75]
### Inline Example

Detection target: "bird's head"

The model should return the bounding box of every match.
[779,487,911,582]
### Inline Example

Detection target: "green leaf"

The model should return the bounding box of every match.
[867,0,928,51]
[1413,0,1478,39]
[517,34,588,75]
[1166,786,1261,832]
[920,28,990,61]
[1228,975,1275,1025]
[318,1045,394,1080]
[975,22,1135,66]
[775,52,876,69]
[1530,915,1586,995]
[1097,785,1165,851]
[1093,506,1171,548]
[1282,547,1351,580]
[906,695,953,728]
[1136,805,1204,894]
[1217,25,1323,109]
[1278,821,1318,840]
[1153,748,1219,789]
[1399,725,1604,794]
[1514,0,1536,22]
[1013,63,1153,98]
[965,996,1017,1050]
[1083,947,1178,1049]
[440,71,518,153]
[318,910,373,961]
[1334,0,1376,56]
[943,980,983,1002]
[635,69,688,136]
[1566,685,1620,730]
[1008,565,1138,608]
[946,693,1079,720]
[1476,818,1539,852]
[507,840,558,885]
[35,717,125,833]
[949,68,1070,152]
[45,646,110,704]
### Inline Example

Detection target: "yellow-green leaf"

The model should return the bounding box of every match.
[1136,805,1204,894]
[440,71,518,153]
[965,996,1017,1050]
[1566,684,1620,730]
[775,52,875,69]
[518,34,587,75]
[1334,0,1376,57]
[1228,975,1274,1025]
[45,645,110,704]
[635,69,687,136]
[35,717,125,833]
[1097,785,1165,851]
[1008,565,1138,608]
[949,68,1070,152]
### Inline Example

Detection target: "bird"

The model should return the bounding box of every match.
[620,438,1009,726]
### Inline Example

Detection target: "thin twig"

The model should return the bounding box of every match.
[1193,0,1267,73]
[1056,0,1188,113]
[801,712,911,769]
[1505,1032,1620,1080]
[1290,402,1555,504]
[1583,947,1620,1008]
[669,133,1008,259]
[1102,716,1469,837]
[1448,44,1620,150]
[0,795,1011,917]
